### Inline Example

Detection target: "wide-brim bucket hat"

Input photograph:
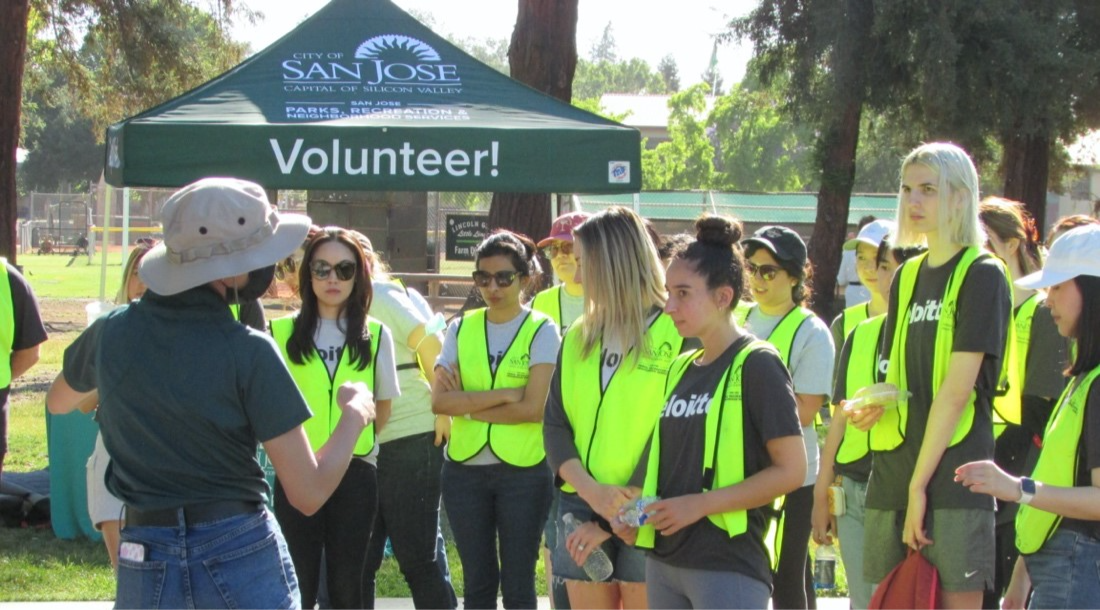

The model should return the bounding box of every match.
[139,177,311,295]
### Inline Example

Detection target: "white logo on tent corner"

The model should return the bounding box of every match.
[609,161,630,184]
[355,35,440,62]
[108,137,121,169]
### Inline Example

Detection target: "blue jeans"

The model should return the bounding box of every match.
[836,476,871,610]
[553,491,646,582]
[1025,528,1100,609]
[363,432,456,609]
[115,509,299,609]
[442,460,553,610]
[274,458,378,609]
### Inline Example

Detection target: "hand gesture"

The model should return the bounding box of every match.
[435,364,463,392]
[565,520,612,568]
[811,491,836,545]
[954,460,1019,502]
[580,484,633,522]
[645,494,705,537]
[903,488,932,550]
[336,381,375,428]
[434,415,451,447]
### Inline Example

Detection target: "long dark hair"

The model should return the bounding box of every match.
[287,227,374,370]
[1069,275,1100,377]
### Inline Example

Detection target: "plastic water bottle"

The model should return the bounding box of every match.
[813,543,837,590]
[561,513,613,582]
[618,496,659,527]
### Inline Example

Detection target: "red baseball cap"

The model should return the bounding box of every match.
[537,211,591,247]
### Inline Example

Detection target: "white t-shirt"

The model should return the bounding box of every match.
[369,281,437,443]
[437,307,561,465]
[837,250,870,306]
[314,317,400,464]
[743,307,835,487]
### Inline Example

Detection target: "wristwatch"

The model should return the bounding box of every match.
[1018,477,1037,505]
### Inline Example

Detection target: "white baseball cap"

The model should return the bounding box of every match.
[843,219,896,250]
[1016,225,1100,289]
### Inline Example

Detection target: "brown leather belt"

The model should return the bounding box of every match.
[125,500,262,527]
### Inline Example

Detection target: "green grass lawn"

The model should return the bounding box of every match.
[16,249,129,300]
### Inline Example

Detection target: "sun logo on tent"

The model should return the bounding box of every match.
[355,35,441,62]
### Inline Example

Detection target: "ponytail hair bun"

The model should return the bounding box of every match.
[695,215,743,249]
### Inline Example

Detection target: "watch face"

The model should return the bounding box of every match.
[1022,478,1037,495]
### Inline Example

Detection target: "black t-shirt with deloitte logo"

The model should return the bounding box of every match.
[639,335,802,586]
[867,248,1010,511]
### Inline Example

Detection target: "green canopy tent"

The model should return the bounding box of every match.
[103,0,641,193]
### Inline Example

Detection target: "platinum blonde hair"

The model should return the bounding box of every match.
[895,142,985,248]
[574,206,666,363]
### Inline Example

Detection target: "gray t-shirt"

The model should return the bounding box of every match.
[437,307,561,465]
[369,280,438,443]
[744,306,835,486]
[868,250,1009,511]
[645,336,802,586]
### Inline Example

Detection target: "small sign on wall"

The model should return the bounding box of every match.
[446,214,489,261]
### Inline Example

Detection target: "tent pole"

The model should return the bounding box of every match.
[98,185,112,303]
[633,192,641,216]
[121,188,131,265]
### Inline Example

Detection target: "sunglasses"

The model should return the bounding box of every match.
[543,242,574,258]
[310,260,357,281]
[472,270,523,288]
[746,262,783,282]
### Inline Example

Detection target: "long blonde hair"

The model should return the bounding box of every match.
[115,242,154,304]
[895,142,985,248]
[574,207,666,362]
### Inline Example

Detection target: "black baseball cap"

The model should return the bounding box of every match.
[743,225,808,267]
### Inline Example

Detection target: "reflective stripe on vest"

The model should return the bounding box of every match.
[532,285,564,331]
[449,308,550,466]
[270,315,381,455]
[873,247,1010,451]
[0,261,13,387]
[636,340,778,549]
[1015,365,1100,554]
[842,303,871,339]
[559,313,683,492]
[993,294,1042,436]
[836,314,885,465]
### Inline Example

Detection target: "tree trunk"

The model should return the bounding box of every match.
[488,0,578,244]
[806,0,873,320]
[810,100,863,320]
[1001,133,1050,241]
[0,0,30,264]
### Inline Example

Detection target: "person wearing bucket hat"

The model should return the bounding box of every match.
[853,143,1011,610]
[740,224,835,610]
[956,224,1100,609]
[47,177,378,609]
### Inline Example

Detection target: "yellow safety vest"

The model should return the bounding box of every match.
[636,340,777,549]
[559,313,683,492]
[836,314,885,466]
[873,248,1010,451]
[229,302,240,321]
[532,285,565,330]
[1015,365,1100,554]
[270,315,381,455]
[993,294,1042,437]
[734,303,815,369]
[736,301,815,568]
[842,302,871,339]
[449,308,550,467]
[0,260,14,388]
